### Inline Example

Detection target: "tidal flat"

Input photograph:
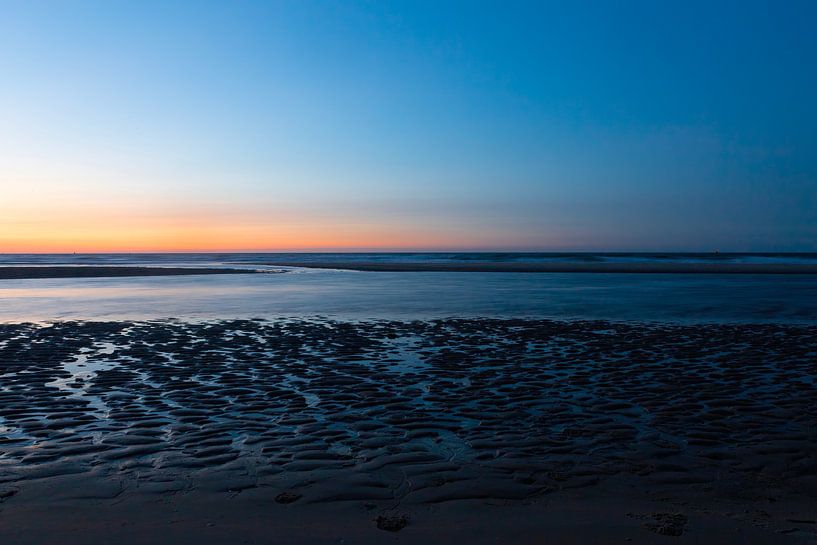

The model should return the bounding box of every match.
[0,318,814,544]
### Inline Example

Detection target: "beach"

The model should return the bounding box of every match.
[0,254,815,544]
[0,317,815,544]
[6,0,817,541]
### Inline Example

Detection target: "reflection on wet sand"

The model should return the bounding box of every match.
[0,318,814,543]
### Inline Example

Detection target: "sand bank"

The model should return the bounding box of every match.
[254,260,817,273]
[0,266,260,280]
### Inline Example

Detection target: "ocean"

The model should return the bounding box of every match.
[1,252,815,323]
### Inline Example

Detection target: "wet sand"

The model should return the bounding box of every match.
[0,267,261,280]
[0,319,815,544]
[254,261,817,273]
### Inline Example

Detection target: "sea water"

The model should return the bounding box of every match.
[0,253,815,323]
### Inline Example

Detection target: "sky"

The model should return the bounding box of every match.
[1,0,815,252]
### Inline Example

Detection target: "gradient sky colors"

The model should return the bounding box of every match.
[2,1,816,252]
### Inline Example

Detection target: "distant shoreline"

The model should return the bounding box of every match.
[255,261,817,274]
[0,266,259,280]
[3,262,817,278]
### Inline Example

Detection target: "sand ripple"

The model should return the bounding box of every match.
[0,318,815,536]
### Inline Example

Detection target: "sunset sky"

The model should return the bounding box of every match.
[2,1,816,252]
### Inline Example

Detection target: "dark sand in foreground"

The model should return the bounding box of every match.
[0,319,814,544]
[254,261,817,274]
[0,266,260,280]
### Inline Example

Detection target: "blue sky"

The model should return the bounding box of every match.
[1,1,815,251]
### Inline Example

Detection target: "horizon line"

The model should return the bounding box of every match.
[2,249,815,255]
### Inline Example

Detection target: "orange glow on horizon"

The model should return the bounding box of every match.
[0,189,570,253]
[0,223,481,253]
[0,235,491,254]
[0,209,541,253]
